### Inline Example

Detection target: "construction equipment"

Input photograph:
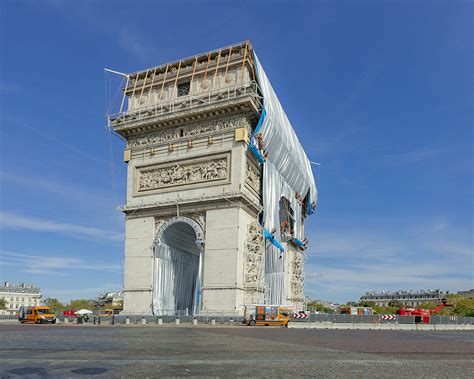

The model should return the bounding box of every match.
[396,298,453,324]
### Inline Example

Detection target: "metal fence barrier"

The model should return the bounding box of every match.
[4,312,472,325]
[298,314,473,325]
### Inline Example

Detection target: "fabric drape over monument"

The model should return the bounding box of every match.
[253,53,317,236]
[252,53,318,305]
[153,222,202,316]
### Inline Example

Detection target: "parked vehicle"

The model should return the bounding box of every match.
[340,306,374,315]
[243,305,291,326]
[396,298,453,324]
[18,306,57,324]
[63,310,78,317]
[98,309,119,317]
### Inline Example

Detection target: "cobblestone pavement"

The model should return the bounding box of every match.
[0,324,473,377]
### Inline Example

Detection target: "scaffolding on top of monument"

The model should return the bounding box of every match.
[104,41,258,129]
[109,80,262,129]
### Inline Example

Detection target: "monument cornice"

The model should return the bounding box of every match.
[113,96,260,139]
[122,191,262,219]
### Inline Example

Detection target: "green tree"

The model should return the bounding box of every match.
[451,298,474,317]
[0,298,7,310]
[359,300,376,308]
[420,301,437,310]
[387,300,404,308]
[43,298,65,311]
[322,307,335,314]
[306,301,324,312]
[68,299,96,310]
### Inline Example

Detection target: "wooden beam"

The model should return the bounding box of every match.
[173,60,182,98]
[137,69,149,107]
[189,56,198,95]
[147,67,158,102]
[247,47,257,82]
[212,49,222,89]
[119,75,130,114]
[158,64,170,101]
[223,47,232,84]
[199,53,211,94]
[240,42,248,83]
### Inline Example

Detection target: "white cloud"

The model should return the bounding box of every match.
[0,249,122,276]
[304,220,473,303]
[0,171,118,213]
[0,211,123,241]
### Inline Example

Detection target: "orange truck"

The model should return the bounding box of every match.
[18,306,57,324]
[243,305,291,326]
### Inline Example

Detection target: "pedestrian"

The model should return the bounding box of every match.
[83,313,89,324]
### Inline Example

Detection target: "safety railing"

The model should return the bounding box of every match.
[292,313,474,325]
[108,81,262,127]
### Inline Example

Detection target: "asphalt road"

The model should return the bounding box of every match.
[0,323,473,377]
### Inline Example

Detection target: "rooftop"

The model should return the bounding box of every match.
[0,282,41,294]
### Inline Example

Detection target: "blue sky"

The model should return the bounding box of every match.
[0,0,472,304]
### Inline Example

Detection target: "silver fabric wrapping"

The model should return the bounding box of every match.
[265,244,286,304]
[254,54,317,306]
[153,242,199,316]
[254,54,317,208]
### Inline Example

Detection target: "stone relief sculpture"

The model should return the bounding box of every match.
[128,129,179,147]
[183,116,250,137]
[246,162,261,193]
[291,252,305,301]
[138,157,228,192]
[244,221,266,302]
[128,116,251,148]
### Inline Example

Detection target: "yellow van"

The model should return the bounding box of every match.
[243,305,291,326]
[18,306,57,324]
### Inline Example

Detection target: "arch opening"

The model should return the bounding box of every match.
[153,220,203,316]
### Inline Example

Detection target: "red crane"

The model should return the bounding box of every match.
[396,298,452,324]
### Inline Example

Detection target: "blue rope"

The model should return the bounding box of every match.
[263,228,284,252]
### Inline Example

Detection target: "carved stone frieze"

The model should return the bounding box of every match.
[128,129,179,147]
[244,221,267,303]
[291,251,305,300]
[183,115,251,137]
[136,154,229,193]
[245,162,261,194]
[128,115,251,148]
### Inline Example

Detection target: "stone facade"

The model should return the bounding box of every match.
[0,282,41,316]
[112,42,305,315]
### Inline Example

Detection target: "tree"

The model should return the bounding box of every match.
[451,298,474,317]
[68,299,96,310]
[387,300,404,308]
[306,301,324,312]
[322,307,335,314]
[359,300,376,308]
[0,298,7,310]
[420,302,437,310]
[43,298,65,311]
